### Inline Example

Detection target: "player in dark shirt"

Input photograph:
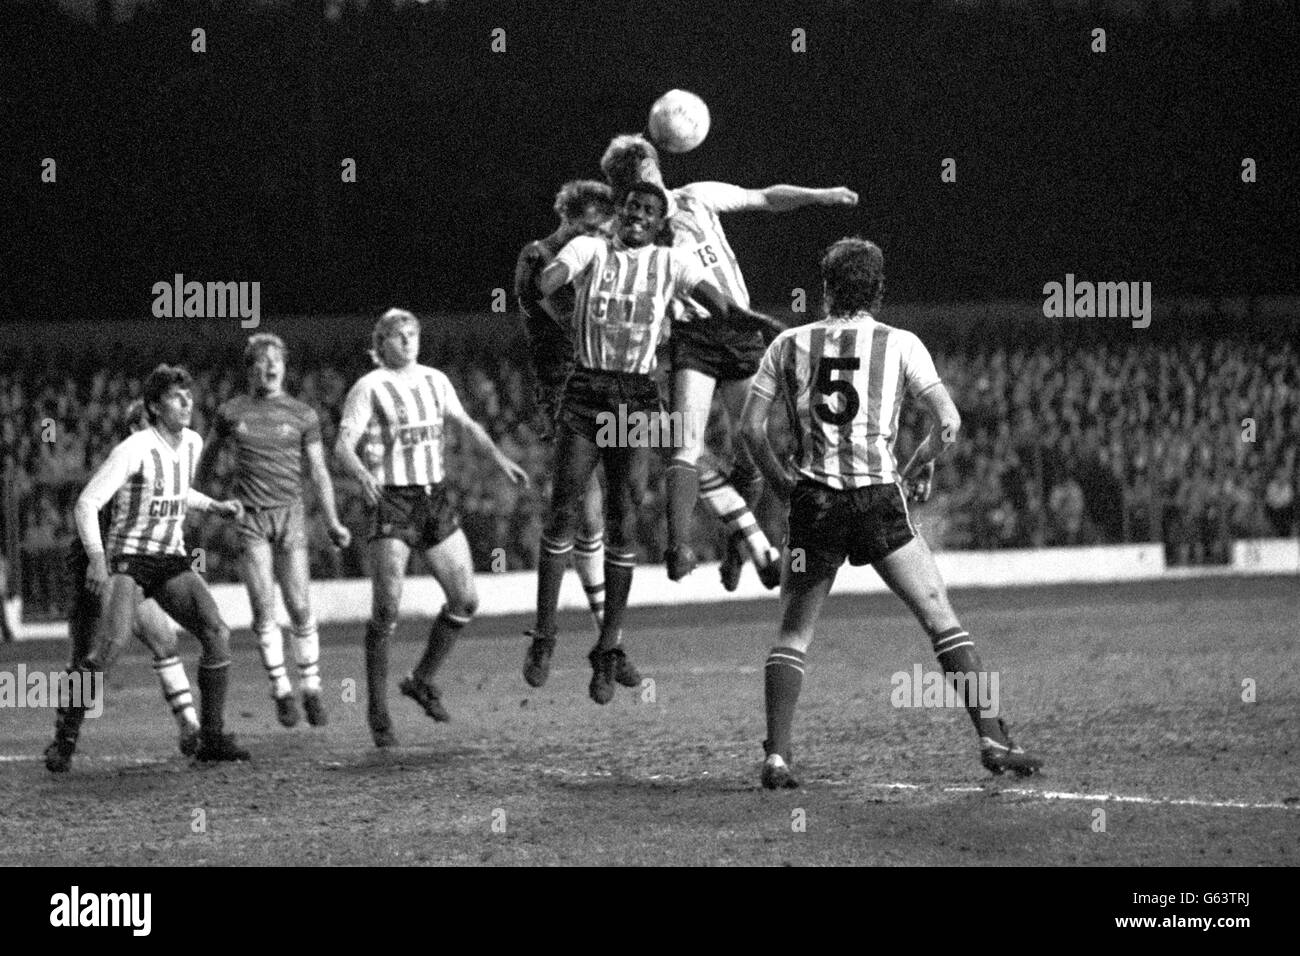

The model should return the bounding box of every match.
[195,333,350,729]
[514,180,616,687]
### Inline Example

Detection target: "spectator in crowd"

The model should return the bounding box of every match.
[1264,462,1297,537]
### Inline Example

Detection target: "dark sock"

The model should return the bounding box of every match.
[198,663,229,736]
[535,537,572,638]
[730,457,764,510]
[54,668,93,746]
[598,551,635,651]
[665,460,699,551]
[414,609,468,684]
[764,647,806,762]
[365,621,394,727]
[931,626,1000,738]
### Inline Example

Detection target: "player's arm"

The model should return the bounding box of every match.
[305,439,351,549]
[74,442,134,595]
[739,363,797,500]
[192,421,225,493]
[687,278,786,343]
[684,181,859,214]
[536,235,599,298]
[187,437,243,519]
[900,384,960,504]
[334,383,381,507]
[440,384,529,487]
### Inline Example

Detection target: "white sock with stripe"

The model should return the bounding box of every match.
[152,655,198,730]
[699,468,778,568]
[292,617,322,694]
[255,622,292,699]
[573,534,606,630]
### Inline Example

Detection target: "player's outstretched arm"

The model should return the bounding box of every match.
[900,384,961,503]
[688,279,786,342]
[739,388,796,500]
[193,427,224,493]
[684,181,858,214]
[305,440,351,549]
[445,406,529,487]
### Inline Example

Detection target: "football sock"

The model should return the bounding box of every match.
[573,533,606,629]
[254,622,292,699]
[699,468,777,568]
[152,655,198,730]
[292,617,322,694]
[197,661,231,736]
[730,456,765,509]
[413,608,469,685]
[364,620,395,727]
[665,459,699,551]
[764,647,806,763]
[535,536,572,638]
[929,625,1000,739]
[53,667,95,747]
[597,550,636,651]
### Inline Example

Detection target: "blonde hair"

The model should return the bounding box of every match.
[370,308,420,366]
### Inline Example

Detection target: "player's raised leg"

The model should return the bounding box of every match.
[873,534,1042,776]
[152,570,248,762]
[365,537,408,747]
[526,423,602,688]
[240,536,298,727]
[573,473,606,629]
[401,528,477,722]
[663,367,714,579]
[713,375,780,588]
[276,535,327,726]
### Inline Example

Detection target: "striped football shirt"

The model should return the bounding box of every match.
[751,313,942,489]
[555,234,710,375]
[668,182,752,319]
[338,363,464,486]
[78,427,206,557]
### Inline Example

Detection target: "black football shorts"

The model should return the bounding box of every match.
[557,366,662,445]
[370,484,460,550]
[109,553,195,599]
[785,479,916,575]
[670,319,765,382]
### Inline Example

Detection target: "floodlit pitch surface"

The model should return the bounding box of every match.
[2,576,1296,866]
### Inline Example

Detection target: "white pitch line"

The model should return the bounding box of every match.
[0,754,162,766]
[873,782,1298,811]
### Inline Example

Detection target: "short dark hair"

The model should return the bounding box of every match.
[601,134,660,201]
[244,332,287,367]
[554,179,614,222]
[820,237,885,315]
[624,180,669,217]
[142,364,193,423]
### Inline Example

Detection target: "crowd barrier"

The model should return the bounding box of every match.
[7,539,1296,642]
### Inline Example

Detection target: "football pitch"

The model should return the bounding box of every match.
[2,575,1296,867]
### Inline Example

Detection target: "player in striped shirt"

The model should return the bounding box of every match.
[45,399,201,772]
[196,333,351,730]
[335,309,528,747]
[740,238,1042,788]
[514,181,615,674]
[529,180,784,704]
[47,365,251,770]
[601,134,858,588]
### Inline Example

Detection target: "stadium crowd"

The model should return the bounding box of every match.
[1,333,1296,618]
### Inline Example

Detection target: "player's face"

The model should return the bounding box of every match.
[152,385,193,434]
[250,346,285,396]
[618,192,666,248]
[573,203,613,238]
[379,321,420,369]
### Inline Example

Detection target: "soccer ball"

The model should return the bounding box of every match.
[647,89,711,154]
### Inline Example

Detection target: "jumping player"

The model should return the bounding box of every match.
[47,365,250,771]
[335,309,528,748]
[740,238,1043,789]
[45,400,201,771]
[529,181,784,703]
[601,134,858,587]
[514,181,615,680]
[196,333,351,729]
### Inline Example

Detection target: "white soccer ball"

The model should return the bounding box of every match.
[647,89,711,154]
